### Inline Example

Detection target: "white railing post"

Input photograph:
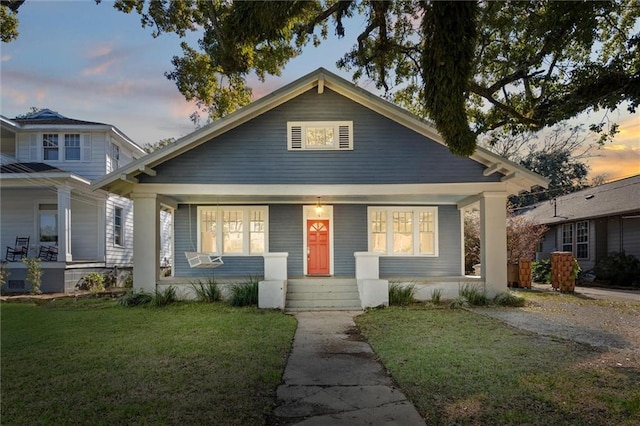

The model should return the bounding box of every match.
[355,252,388,308]
[259,252,289,309]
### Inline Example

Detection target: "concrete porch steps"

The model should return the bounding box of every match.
[286,278,362,311]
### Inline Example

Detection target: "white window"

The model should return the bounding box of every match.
[114,206,123,246]
[64,134,81,161]
[197,206,268,255]
[368,207,438,256]
[110,143,120,171]
[43,134,59,161]
[576,221,589,259]
[39,204,58,243]
[561,223,573,252]
[287,121,353,150]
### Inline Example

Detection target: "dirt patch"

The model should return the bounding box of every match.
[472,290,640,368]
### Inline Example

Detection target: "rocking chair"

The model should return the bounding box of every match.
[5,236,29,261]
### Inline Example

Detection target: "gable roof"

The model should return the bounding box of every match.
[522,175,640,225]
[0,162,64,174]
[93,68,548,193]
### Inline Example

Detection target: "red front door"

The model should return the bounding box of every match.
[307,219,330,275]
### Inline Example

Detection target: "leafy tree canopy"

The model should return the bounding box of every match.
[0,0,25,42]
[6,1,638,156]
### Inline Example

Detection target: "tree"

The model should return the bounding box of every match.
[104,0,638,156]
[0,0,24,42]
[143,137,176,154]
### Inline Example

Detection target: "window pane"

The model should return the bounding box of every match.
[39,204,58,243]
[223,210,243,254]
[306,127,334,147]
[419,211,435,254]
[43,134,59,160]
[250,210,265,254]
[114,207,123,246]
[371,211,387,254]
[576,221,588,259]
[65,134,81,160]
[562,224,573,252]
[393,211,413,254]
[200,210,217,253]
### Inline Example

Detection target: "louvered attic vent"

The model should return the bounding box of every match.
[287,121,353,151]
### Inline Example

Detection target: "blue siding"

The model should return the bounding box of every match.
[173,203,461,278]
[379,205,461,276]
[269,204,304,277]
[173,204,263,278]
[141,89,500,185]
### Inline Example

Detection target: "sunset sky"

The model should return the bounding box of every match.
[1,1,638,182]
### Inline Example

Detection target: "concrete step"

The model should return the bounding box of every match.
[287,291,360,300]
[287,284,358,293]
[286,299,362,309]
[285,278,361,311]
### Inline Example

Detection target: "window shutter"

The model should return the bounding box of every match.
[81,134,92,162]
[338,125,351,150]
[29,134,38,161]
[289,125,302,150]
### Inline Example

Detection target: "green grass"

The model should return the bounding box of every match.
[356,306,640,425]
[1,299,297,425]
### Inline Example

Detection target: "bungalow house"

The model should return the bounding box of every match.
[522,174,640,271]
[0,109,157,293]
[93,68,547,309]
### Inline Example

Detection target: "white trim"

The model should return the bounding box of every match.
[367,206,439,257]
[302,205,334,275]
[287,121,353,151]
[113,204,124,248]
[196,205,269,256]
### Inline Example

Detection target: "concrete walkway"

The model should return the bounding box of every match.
[272,311,425,425]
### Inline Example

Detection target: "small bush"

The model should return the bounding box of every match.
[531,259,551,284]
[389,282,415,306]
[123,273,133,289]
[230,276,259,307]
[459,284,488,306]
[191,278,221,302]
[593,252,640,287]
[153,286,177,307]
[430,288,443,305]
[118,292,152,307]
[22,257,42,294]
[448,297,469,309]
[77,272,106,294]
[494,292,526,307]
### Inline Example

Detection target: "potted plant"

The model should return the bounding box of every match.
[506,214,548,288]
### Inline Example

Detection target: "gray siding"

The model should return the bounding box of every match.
[334,205,368,275]
[269,205,304,277]
[141,89,500,185]
[379,205,461,277]
[622,217,640,259]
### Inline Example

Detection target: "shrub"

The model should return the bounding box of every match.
[448,297,469,309]
[494,292,526,307]
[430,288,443,305]
[191,278,221,302]
[152,286,177,307]
[76,272,106,294]
[22,257,42,295]
[230,276,259,307]
[123,272,133,289]
[593,252,640,287]
[531,258,552,284]
[389,282,415,306]
[118,292,152,307]
[458,284,488,306]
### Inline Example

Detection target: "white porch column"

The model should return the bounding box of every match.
[132,193,160,294]
[57,186,72,262]
[479,192,508,295]
[96,196,106,262]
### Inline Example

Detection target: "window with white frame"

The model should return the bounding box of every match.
[43,134,59,160]
[368,207,438,256]
[197,206,268,255]
[110,143,120,171]
[64,134,81,161]
[114,206,123,246]
[39,204,58,243]
[561,223,573,252]
[575,221,589,259]
[287,121,353,150]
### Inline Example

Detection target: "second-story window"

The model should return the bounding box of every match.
[43,134,59,161]
[64,134,81,161]
[110,143,120,171]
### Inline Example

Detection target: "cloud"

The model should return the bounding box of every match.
[1,55,11,62]
[82,59,117,76]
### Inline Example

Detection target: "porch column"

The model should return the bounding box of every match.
[479,192,508,295]
[132,193,160,294]
[57,186,72,262]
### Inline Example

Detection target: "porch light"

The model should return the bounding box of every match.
[315,198,323,216]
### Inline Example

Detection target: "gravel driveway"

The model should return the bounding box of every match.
[472,287,640,368]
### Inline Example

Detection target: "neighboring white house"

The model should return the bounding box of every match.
[0,109,172,293]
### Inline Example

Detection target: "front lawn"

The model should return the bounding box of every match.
[356,305,640,425]
[1,299,297,425]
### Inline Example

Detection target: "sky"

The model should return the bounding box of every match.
[1,0,638,182]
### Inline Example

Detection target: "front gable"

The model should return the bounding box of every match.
[140,88,500,186]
